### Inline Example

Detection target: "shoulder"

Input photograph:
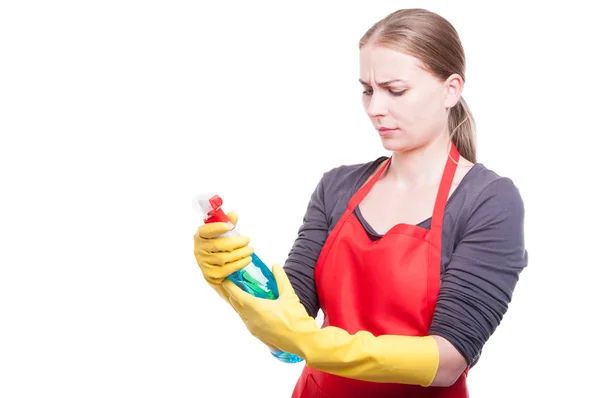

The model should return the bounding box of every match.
[320,156,388,193]
[456,163,525,228]
[465,164,523,206]
[313,157,387,224]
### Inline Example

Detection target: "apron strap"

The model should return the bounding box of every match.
[429,142,460,249]
[347,157,391,212]
[425,142,460,323]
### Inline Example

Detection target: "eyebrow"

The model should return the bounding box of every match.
[359,78,408,87]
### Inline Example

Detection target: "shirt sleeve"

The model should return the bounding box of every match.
[282,174,330,318]
[428,177,528,366]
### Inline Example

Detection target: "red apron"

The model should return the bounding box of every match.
[291,143,468,398]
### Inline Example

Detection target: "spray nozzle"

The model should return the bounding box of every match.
[193,193,230,224]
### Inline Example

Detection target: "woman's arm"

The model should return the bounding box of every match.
[283,173,331,318]
[429,335,467,387]
[430,177,528,386]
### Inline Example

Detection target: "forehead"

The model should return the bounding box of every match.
[359,44,425,82]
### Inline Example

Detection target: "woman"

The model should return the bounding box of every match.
[194,8,527,398]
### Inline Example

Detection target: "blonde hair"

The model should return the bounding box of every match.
[359,8,477,163]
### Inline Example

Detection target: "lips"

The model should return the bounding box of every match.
[377,126,398,137]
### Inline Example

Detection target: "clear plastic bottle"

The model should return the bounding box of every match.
[194,194,304,364]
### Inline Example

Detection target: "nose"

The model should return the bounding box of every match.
[365,91,388,118]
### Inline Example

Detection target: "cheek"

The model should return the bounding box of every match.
[397,92,441,125]
[420,87,447,117]
[388,96,420,124]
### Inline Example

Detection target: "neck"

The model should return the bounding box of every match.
[385,134,454,187]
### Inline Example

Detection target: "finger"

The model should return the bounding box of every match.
[196,222,233,239]
[222,279,252,307]
[272,264,295,298]
[203,256,253,283]
[226,211,238,226]
[202,245,254,266]
[196,235,250,253]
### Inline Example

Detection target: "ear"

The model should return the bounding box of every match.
[443,73,463,109]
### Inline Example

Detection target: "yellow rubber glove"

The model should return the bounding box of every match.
[193,211,254,302]
[223,264,440,387]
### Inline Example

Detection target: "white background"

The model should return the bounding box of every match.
[1,1,599,397]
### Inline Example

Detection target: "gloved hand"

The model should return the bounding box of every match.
[193,211,254,302]
[223,264,440,387]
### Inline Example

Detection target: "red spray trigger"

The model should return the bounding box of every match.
[204,194,230,224]
[208,195,223,213]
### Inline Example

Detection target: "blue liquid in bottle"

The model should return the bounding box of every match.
[228,252,304,364]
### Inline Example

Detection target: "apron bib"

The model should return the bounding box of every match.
[291,144,468,398]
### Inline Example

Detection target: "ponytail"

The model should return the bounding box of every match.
[449,97,477,163]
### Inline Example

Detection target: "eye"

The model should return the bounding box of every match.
[390,90,406,96]
[362,87,373,96]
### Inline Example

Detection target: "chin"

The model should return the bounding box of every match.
[380,134,438,154]
[380,137,412,153]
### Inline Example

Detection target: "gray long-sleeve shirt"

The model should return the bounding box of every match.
[283,156,528,366]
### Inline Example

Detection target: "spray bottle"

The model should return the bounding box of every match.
[193,194,304,364]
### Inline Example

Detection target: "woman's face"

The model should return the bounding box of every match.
[359,44,462,152]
